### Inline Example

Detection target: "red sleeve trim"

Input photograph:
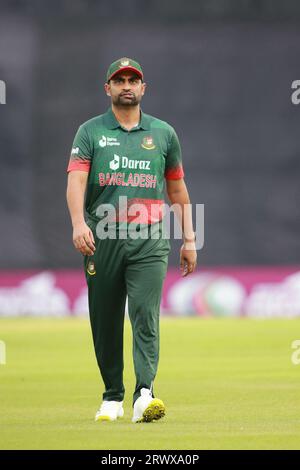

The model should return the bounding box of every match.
[165,165,184,180]
[67,160,91,173]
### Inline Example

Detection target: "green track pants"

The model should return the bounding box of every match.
[84,227,170,406]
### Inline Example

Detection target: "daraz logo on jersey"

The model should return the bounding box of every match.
[110,154,120,170]
[109,154,151,171]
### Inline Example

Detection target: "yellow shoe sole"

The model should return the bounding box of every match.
[95,415,114,422]
[95,415,123,422]
[138,398,166,423]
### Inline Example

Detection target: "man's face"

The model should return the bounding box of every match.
[104,70,146,107]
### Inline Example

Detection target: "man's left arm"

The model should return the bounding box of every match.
[166,178,197,277]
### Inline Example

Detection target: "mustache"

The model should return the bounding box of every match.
[120,92,135,97]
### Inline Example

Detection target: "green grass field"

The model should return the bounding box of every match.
[0,317,300,450]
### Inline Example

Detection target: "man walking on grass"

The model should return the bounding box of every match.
[66,57,197,423]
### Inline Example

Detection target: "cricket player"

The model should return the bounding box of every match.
[66,58,197,423]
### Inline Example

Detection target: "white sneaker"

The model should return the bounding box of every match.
[132,388,165,423]
[95,400,124,422]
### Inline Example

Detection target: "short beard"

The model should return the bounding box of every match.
[112,94,141,107]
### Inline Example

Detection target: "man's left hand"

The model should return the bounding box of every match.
[180,242,197,277]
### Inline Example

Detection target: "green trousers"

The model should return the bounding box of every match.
[84,225,170,406]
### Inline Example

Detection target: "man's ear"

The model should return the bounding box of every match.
[141,82,147,96]
[104,83,111,96]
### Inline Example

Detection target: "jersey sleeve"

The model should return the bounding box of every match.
[164,128,185,180]
[67,125,92,173]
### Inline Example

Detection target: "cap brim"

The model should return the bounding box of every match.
[108,66,143,81]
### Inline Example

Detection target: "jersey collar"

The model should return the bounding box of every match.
[104,106,150,131]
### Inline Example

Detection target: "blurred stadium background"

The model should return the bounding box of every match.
[0,0,300,318]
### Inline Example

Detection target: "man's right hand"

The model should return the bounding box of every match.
[72,221,96,256]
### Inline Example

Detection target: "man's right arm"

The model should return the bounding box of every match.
[66,170,95,256]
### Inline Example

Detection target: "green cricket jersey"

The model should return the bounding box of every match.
[67,106,184,228]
